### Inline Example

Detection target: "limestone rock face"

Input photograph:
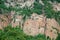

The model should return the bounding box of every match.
[23,13,60,39]
[23,19,39,36]
[0,21,3,29]
[5,0,35,8]
[0,0,60,39]
[53,3,60,11]
[47,18,60,30]
[45,18,60,40]
[0,14,10,29]
[0,12,60,39]
[23,13,45,36]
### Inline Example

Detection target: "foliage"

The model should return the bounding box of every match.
[49,0,60,3]
[0,25,46,40]
[31,1,43,15]
[0,25,26,40]
[56,33,60,40]
[0,0,11,14]
[20,7,32,16]
[35,0,39,2]
[0,0,60,23]
[43,0,60,24]
[42,0,54,18]
[54,11,60,24]
[44,5,55,18]
[42,0,60,3]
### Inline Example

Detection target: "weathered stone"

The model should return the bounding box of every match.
[53,3,60,11]
[23,13,60,40]
[45,18,60,40]
[23,19,39,36]
[0,14,9,29]
[23,13,45,36]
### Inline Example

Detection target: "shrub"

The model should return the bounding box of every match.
[56,33,60,40]
[0,25,46,40]
[32,1,43,15]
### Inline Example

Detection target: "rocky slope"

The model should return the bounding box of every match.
[0,0,60,40]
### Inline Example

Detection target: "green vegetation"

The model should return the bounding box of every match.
[0,0,60,40]
[42,0,60,3]
[49,0,60,3]
[42,0,60,24]
[54,11,60,24]
[31,1,43,15]
[0,0,12,14]
[0,25,46,40]
[0,0,60,21]
[56,33,60,40]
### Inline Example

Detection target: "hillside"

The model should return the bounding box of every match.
[0,0,60,40]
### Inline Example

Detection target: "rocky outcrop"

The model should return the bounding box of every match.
[0,12,60,40]
[45,18,60,40]
[0,0,60,40]
[5,0,35,8]
[23,13,45,36]
[0,12,60,39]
[52,2,60,11]
[23,13,60,40]
[0,14,10,29]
